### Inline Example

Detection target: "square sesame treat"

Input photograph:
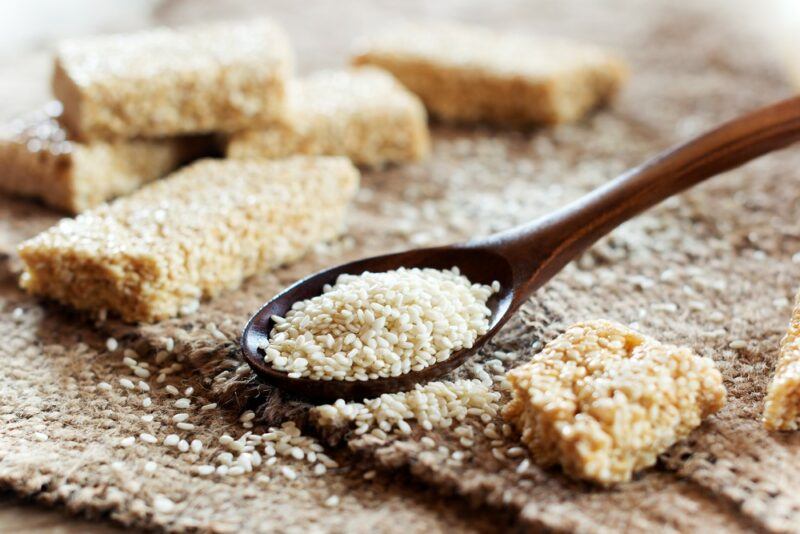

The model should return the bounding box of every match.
[0,102,210,213]
[226,67,430,167]
[764,293,800,430]
[53,19,293,140]
[18,157,359,323]
[503,320,726,485]
[351,23,628,126]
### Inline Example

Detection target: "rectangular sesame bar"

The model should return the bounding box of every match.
[352,23,628,126]
[53,19,293,139]
[503,320,726,485]
[0,102,210,213]
[226,67,430,167]
[18,157,359,322]
[764,292,800,430]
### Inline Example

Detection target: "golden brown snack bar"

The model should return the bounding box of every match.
[18,157,359,323]
[764,292,800,430]
[352,23,628,126]
[226,67,430,166]
[53,19,293,139]
[503,320,726,485]
[0,102,208,213]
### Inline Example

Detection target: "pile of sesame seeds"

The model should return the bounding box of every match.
[312,378,502,439]
[262,267,499,380]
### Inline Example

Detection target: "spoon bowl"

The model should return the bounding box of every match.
[242,95,800,403]
[241,245,515,401]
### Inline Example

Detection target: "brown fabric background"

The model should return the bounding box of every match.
[2,0,800,532]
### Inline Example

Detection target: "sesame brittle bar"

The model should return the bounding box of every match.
[53,19,293,139]
[0,102,209,213]
[503,320,726,485]
[18,157,359,322]
[764,292,800,430]
[226,67,430,167]
[352,23,628,126]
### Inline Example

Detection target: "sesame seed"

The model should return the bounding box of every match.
[119,378,135,390]
[119,436,136,447]
[142,397,152,408]
[184,387,194,396]
[153,496,175,513]
[729,340,747,350]
[201,403,218,411]
[32,432,48,441]
[141,414,154,422]
[164,434,180,447]
[178,440,189,452]
[196,465,215,475]
[174,398,191,409]
[190,439,203,453]
[106,337,118,352]
[140,433,157,444]
[324,495,340,507]
[138,381,150,392]
[177,422,195,431]
[145,461,157,472]
[97,382,112,392]
[280,466,297,480]
[172,413,189,422]
[165,385,179,395]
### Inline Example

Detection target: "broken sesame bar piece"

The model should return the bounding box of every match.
[0,102,209,213]
[503,320,726,485]
[18,157,359,323]
[53,19,293,139]
[226,67,430,167]
[351,23,628,126]
[763,292,800,430]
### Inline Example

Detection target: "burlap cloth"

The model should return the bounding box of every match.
[3,0,800,532]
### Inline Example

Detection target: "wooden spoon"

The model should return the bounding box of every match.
[242,96,800,402]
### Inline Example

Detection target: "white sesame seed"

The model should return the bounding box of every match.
[141,414,154,422]
[165,385,179,395]
[219,435,234,445]
[134,367,151,378]
[324,495,340,507]
[119,436,136,447]
[729,340,747,350]
[138,381,150,392]
[174,398,191,409]
[201,403,218,411]
[363,470,376,480]
[97,382,112,392]
[281,466,297,480]
[119,378,135,390]
[190,439,203,453]
[32,432,48,441]
[153,496,175,513]
[177,422,195,431]
[184,387,194,396]
[142,397,152,408]
[164,434,180,447]
[313,463,327,476]
[145,461,157,473]
[240,411,256,422]
[172,413,189,422]
[106,337,118,352]
[178,440,189,452]
[196,465,215,475]
[140,433,157,444]
[228,466,246,476]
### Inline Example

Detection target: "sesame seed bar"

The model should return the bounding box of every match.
[503,320,726,485]
[351,23,628,126]
[18,157,359,323]
[226,67,430,167]
[53,19,293,140]
[0,102,209,213]
[763,292,800,430]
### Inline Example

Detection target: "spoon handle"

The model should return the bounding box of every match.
[485,95,800,295]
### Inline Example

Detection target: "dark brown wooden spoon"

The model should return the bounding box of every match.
[242,95,800,402]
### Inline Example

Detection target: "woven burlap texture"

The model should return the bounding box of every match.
[2,0,800,532]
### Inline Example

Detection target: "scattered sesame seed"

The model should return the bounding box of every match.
[153,496,175,513]
[172,413,190,422]
[140,433,157,444]
[177,422,195,431]
[178,440,189,452]
[324,495,340,507]
[119,436,136,447]
[145,461,157,472]
[165,385,179,395]
[32,432,48,441]
[164,434,180,447]
[174,398,191,409]
[201,403,218,411]
[190,439,203,453]
[106,337,118,352]
[119,378,135,390]
[280,466,297,480]
[196,465,215,475]
[729,340,747,350]
[97,382,112,392]
[142,397,152,408]
[141,414,154,422]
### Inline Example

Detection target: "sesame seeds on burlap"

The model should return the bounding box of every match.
[2,0,800,532]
